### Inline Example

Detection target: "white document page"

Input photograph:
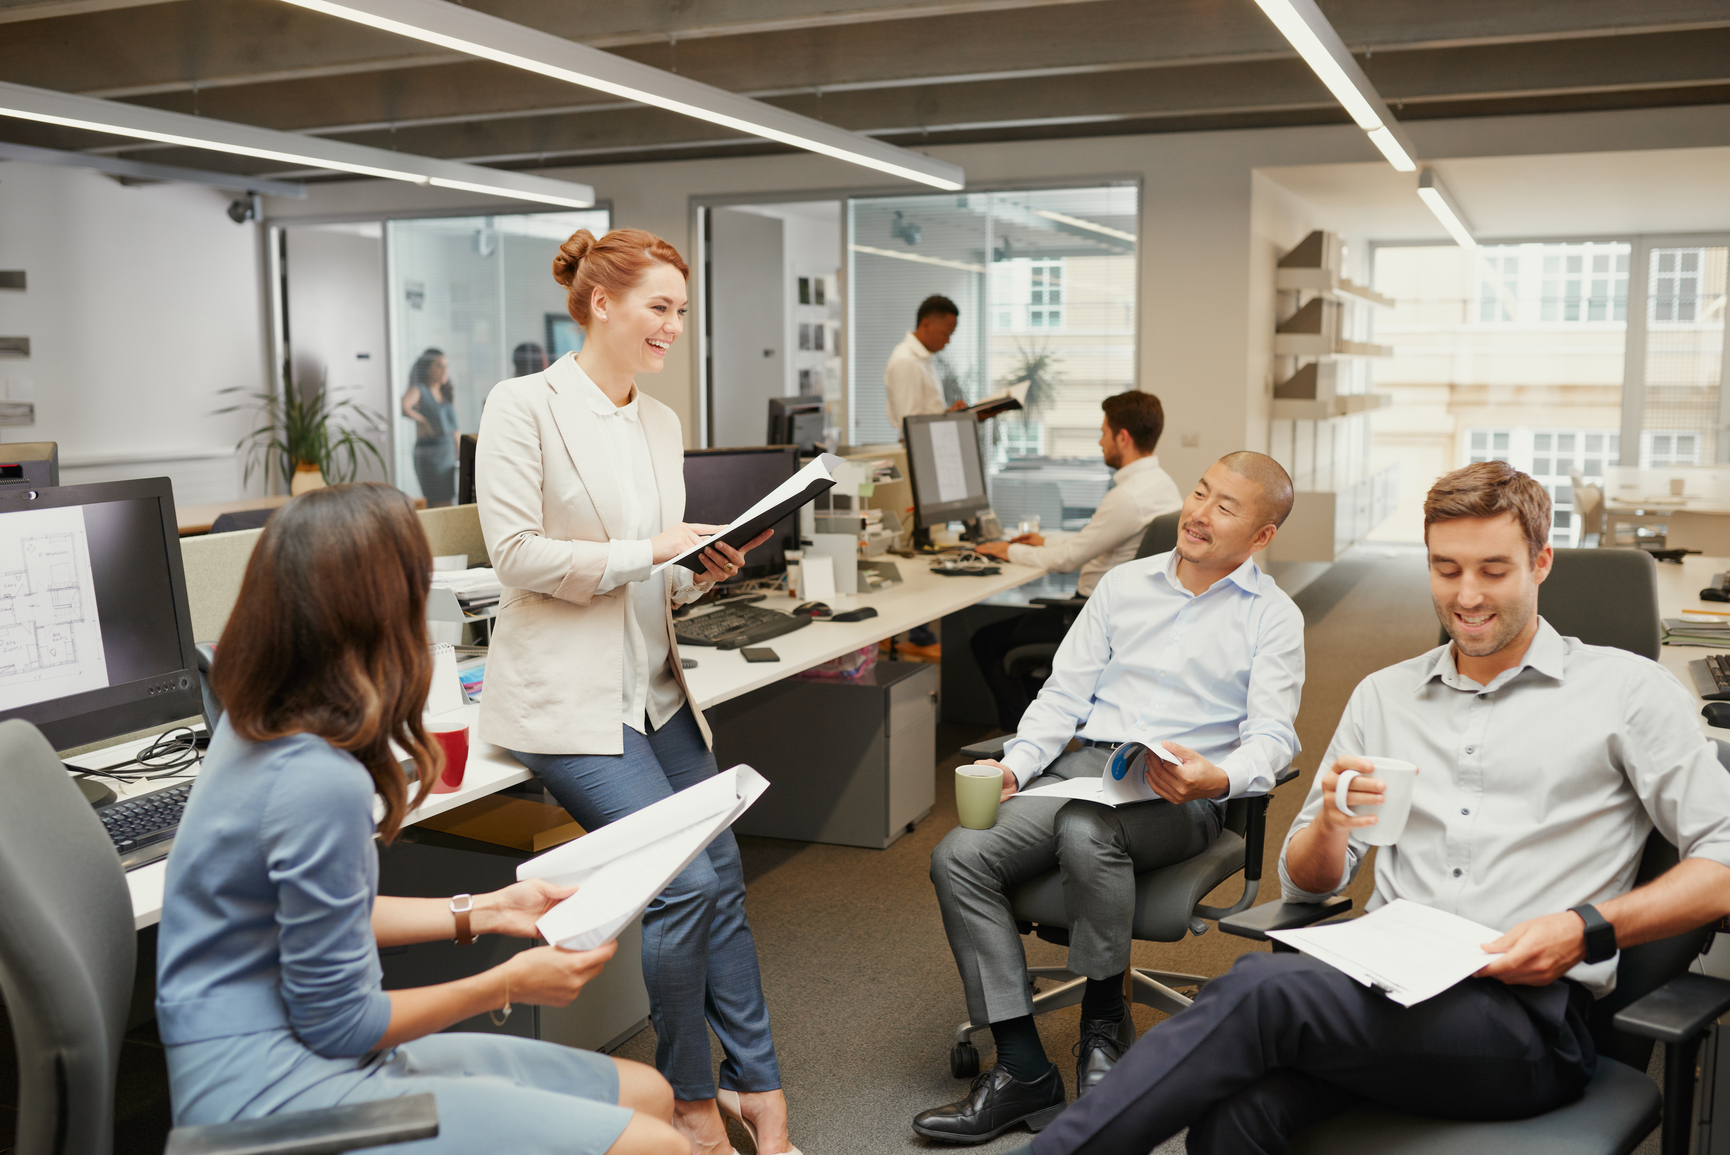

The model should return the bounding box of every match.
[927,420,969,504]
[1011,742,1182,807]
[652,455,840,575]
[0,505,111,712]
[1268,899,1505,1007]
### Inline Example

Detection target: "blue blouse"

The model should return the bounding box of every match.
[156,718,393,1058]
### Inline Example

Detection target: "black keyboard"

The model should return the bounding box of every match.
[675,603,811,650]
[98,780,192,870]
[1689,655,1730,702]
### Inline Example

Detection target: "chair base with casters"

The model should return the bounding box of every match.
[945,734,1297,1078]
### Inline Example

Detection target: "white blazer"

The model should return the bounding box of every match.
[475,354,709,756]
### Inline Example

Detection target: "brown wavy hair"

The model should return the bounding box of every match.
[552,227,689,329]
[212,483,439,842]
[1423,460,1552,562]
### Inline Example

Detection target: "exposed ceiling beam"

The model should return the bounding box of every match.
[0,0,176,23]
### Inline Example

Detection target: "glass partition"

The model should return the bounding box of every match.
[386,209,609,505]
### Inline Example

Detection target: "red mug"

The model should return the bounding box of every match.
[428,723,469,793]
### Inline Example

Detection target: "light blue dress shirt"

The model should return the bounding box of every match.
[1001,549,1306,797]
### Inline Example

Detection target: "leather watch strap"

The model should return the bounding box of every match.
[451,893,476,945]
[1570,902,1616,964]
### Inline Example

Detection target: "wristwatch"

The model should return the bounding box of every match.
[1570,903,1617,964]
[450,893,477,945]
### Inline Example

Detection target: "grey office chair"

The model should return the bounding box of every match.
[1002,511,1183,691]
[990,479,1067,538]
[207,507,278,534]
[0,718,439,1155]
[1224,740,1730,1155]
[945,731,1299,1077]
[1436,546,1661,660]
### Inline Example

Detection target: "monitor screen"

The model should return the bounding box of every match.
[0,477,202,750]
[683,447,799,583]
[904,412,991,526]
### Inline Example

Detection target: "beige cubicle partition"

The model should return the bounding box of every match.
[180,503,488,642]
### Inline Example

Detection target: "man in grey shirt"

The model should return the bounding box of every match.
[1021,461,1730,1155]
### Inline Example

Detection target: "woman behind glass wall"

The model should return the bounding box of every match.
[403,347,458,506]
[477,228,803,1155]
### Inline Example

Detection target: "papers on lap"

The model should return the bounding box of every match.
[1268,899,1506,1007]
[654,453,844,574]
[518,764,769,951]
[1011,740,1182,806]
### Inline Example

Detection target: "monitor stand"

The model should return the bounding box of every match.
[74,774,117,808]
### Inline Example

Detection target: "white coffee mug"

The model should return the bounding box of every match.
[1334,758,1418,846]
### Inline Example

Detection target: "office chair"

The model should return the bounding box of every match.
[945,728,1298,1077]
[0,718,438,1155]
[989,479,1067,539]
[1434,546,1660,659]
[1222,738,1730,1155]
[207,507,278,534]
[1001,511,1183,693]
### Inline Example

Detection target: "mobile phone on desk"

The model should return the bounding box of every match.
[740,647,780,663]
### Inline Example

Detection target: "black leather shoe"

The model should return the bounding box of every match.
[911,1065,1067,1144]
[1074,1015,1134,1097]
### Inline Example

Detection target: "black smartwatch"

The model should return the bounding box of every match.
[1570,903,1617,964]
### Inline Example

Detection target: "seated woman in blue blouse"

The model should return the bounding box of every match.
[155,483,686,1155]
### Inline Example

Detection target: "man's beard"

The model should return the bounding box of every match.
[1435,596,1534,658]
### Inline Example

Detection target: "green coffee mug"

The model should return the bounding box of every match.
[955,764,1004,830]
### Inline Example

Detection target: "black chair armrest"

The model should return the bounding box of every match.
[960,735,1011,760]
[1612,971,1730,1044]
[1029,596,1087,608]
[1238,764,1303,884]
[1220,896,1353,942]
[165,1094,439,1155]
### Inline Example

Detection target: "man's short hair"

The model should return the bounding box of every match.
[1100,391,1164,454]
[916,295,960,324]
[1219,451,1295,529]
[1423,461,1551,561]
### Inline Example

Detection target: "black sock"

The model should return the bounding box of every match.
[1081,976,1126,1023]
[990,1015,1054,1082]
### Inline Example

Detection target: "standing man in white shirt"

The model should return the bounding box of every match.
[913,452,1305,1145]
[972,391,1184,728]
[1022,462,1730,1155]
[885,295,967,433]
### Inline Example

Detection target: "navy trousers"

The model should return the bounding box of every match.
[1030,951,1596,1155]
[511,706,781,1101]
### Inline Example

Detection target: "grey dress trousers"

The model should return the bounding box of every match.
[930,745,1223,1027]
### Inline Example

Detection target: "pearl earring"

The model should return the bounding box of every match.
[597,311,607,320]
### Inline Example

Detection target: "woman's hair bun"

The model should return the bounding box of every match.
[552,229,597,287]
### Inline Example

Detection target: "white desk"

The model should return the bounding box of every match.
[110,553,1049,925]
[1652,554,1730,739]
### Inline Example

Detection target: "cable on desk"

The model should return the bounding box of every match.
[72,726,204,786]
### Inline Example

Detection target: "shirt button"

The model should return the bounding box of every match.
[1453,868,1463,878]
[1460,808,1469,815]
[1466,746,1475,754]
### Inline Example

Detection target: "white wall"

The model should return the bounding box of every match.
[262,103,1730,489]
[0,162,269,501]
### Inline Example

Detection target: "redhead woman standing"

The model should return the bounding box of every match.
[477,229,799,1155]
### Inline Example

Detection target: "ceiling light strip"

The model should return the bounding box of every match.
[1417,168,1477,249]
[1032,208,1136,242]
[850,244,986,274]
[0,79,596,207]
[1250,0,1418,172]
[276,0,965,191]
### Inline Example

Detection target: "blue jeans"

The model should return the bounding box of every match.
[510,707,781,1100]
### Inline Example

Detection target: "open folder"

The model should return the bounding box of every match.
[1012,740,1183,807]
[655,453,845,574]
[517,764,770,951]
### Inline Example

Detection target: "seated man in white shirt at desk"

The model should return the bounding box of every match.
[1020,461,1730,1155]
[914,451,1305,1144]
[971,390,1184,729]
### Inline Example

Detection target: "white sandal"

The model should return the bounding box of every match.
[716,1089,803,1155]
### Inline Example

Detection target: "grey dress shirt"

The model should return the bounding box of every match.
[1281,617,1730,994]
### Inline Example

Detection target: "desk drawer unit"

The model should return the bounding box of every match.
[711,660,938,849]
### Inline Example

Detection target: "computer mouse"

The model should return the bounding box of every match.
[1703,702,1730,728]
[793,601,832,618]
[1702,588,1730,602]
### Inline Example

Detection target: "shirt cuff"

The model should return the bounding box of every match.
[1001,740,1046,788]
[598,538,653,594]
[1007,543,1039,568]
[670,567,709,605]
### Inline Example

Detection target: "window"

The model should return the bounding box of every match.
[994,420,1045,462]
[1653,249,1703,323]
[1638,245,1727,463]
[1476,243,1627,325]
[1478,253,1518,322]
[1461,427,1618,546]
[1641,431,1701,467]
[1029,261,1064,329]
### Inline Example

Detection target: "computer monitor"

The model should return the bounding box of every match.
[0,476,203,751]
[682,446,799,585]
[903,411,991,544]
[767,396,825,455]
[457,434,478,506]
[0,442,58,489]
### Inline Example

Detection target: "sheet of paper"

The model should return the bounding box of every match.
[652,454,841,575]
[1012,776,1111,803]
[522,764,771,951]
[1009,741,1186,807]
[1268,899,1505,1007]
[927,420,969,504]
[798,554,835,602]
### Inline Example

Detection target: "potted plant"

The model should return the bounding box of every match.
[219,369,387,494]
